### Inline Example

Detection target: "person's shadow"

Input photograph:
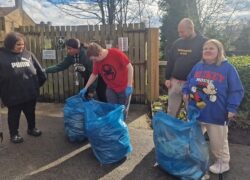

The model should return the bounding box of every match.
[123,149,177,180]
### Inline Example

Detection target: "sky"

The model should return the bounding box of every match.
[0,0,97,25]
[0,0,160,26]
[0,0,249,26]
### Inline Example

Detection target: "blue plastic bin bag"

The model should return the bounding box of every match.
[153,106,209,180]
[83,100,132,164]
[64,95,86,142]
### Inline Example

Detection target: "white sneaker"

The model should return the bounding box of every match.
[201,173,210,180]
[209,161,230,174]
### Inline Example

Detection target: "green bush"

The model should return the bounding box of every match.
[229,56,250,120]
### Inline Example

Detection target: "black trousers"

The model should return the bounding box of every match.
[96,76,107,102]
[7,99,37,137]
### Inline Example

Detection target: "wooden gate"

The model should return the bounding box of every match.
[16,23,159,104]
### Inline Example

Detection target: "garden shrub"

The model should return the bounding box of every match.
[229,56,250,120]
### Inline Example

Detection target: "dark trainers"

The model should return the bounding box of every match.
[27,128,42,137]
[11,134,24,143]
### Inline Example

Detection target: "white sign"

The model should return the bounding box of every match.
[118,37,128,52]
[105,40,113,49]
[42,50,56,60]
[106,44,112,49]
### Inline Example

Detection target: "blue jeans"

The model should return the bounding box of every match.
[106,88,131,119]
[106,88,129,107]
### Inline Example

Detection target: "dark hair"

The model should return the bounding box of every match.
[65,38,80,49]
[4,32,25,50]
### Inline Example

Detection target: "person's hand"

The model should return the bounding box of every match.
[87,92,95,99]
[165,80,171,88]
[125,86,133,97]
[0,102,5,108]
[79,88,87,99]
[228,112,236,120]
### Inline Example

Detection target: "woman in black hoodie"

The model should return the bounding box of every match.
[0,32,46,143]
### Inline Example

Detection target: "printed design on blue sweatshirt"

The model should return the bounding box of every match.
[194,70,224,82]
[101,64,116,81]
[190,80,217,109]
[11,57,31,69]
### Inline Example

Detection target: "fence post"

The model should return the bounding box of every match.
[146,28,159,102]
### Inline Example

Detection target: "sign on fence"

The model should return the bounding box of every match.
[118,37,128,52]
[42,50,56,60]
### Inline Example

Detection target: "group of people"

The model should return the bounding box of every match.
[0,17,244,179]
[0,32,133,144]
[165,18,244,178]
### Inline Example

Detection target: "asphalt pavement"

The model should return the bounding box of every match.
[0,103,249,180]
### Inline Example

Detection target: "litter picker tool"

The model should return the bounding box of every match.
[125,95,132,119]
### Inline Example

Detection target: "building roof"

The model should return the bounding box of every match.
[0,7,16,17]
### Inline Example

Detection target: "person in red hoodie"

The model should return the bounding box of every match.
[79,42,133,116]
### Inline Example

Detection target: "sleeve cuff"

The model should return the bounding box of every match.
[227,105,237,114]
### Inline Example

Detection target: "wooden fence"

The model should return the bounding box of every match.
[16,23,159,104]
[0,17,5,46]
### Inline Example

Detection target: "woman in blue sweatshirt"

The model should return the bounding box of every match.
[182,39,244,177]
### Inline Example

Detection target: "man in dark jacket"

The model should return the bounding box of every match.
[45,38,107,102]
[165,18,208,117]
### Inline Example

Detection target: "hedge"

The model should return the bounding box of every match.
[229,56,250,120]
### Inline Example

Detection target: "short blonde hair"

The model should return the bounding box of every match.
[203,39,225,66]
[87,42,103,57]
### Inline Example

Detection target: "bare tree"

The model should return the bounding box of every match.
[158,0,249,53]
[48,0,159,25]
[194,0,249,49]
[126,0,160,27]
[196,0,247,32]
[49,0,117,24]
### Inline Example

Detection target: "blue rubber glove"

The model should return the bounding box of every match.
[79,88,87,99]
[125,86,133,97]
